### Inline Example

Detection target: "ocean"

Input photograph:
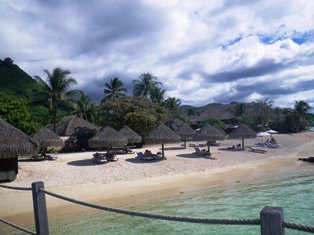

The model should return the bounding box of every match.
[3,163,314,235]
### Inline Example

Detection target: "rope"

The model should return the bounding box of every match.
[0,184,32,191]
[40,188,260,225]
[0,218,36,235]
[284,221,314,233]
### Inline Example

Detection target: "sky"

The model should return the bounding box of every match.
[1,0,314,108]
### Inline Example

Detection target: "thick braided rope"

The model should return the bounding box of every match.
[284,221,314,233]
[0,184,32,191]
[41,188,260,225]
[0,218,36,235]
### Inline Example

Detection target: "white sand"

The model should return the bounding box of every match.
[1,132,314,222]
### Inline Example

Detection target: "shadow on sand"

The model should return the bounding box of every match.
[218,147,244,152]
[176,153,204,159]
[67,159,97,166]
[125,158,165,164]
[162,146,186,151]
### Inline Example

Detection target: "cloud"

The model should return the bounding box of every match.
[1,0,314,108]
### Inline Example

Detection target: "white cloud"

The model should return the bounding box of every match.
[1,0,314,108]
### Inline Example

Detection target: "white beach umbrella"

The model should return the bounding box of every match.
[266,129,278,134]
[256,132,271,137]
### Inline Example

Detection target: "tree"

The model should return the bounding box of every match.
[3,57,14,66]
[163,97,181,118]
[253,98,274,130]
[34,67,81,132]
[150,87,165,104]
[98,96,170,136]
[133,73,162,97]
[0,92,39,135]
[187,107,199,116]
[293,100,311,132]
[102,77,127,101]
[73,93,98,123]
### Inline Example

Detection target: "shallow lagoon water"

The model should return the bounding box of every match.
[48,164,314,235]
[3,164,313,235]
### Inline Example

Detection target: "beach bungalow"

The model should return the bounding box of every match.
[0,118,38,181]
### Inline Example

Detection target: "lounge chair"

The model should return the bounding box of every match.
[92,153,107,164]
[265,141,280,148]
[250,146,267,153]
[194,147,210,156]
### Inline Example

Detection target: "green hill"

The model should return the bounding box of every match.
[0,58,42,100]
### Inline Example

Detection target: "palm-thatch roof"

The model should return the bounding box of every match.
[165,118,195,140]
[33,127,63,149]
[118,125,142,144]
[47,116,98,136]
[227,124,256,150]
[0,117,38,159]
[193,124,226,142]
[192,124,226,153]
[88,126,128,148]
[145,124,181,145]
[227,124,256,139]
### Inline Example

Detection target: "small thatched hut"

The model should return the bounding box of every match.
[47,116,98,136]
[33,127,63,155]
[145,124,181,158]
[193,124,226,154]
[165,118,195,148]
[118,125,142,145]
[0,118,38,181]
[227,124,256,150]
[88,126,128,149]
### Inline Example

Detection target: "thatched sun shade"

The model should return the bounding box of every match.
[0,117,38,159]
[88,126,128,148]
[192,124,226,153]
[48,116,99,136]
[166,118,195,148]
[145,124,181,157]
[118,125,142,144]
[33,127,63,150]
[227,124,256,150]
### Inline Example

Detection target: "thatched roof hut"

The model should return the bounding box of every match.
[88,126,128,149]
[0,117,38,181]
[227,124,256,150]
[48,116,98,136]
[193,124,226,153]
[0,117,38,159]
[33,127,63,150]
[145,124,181,157]
[118,125,142,144]
[165,118,195,148]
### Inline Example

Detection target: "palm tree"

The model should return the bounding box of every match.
[73,93,97,123]
[163,97,181,117]
[133,73,162,97]
[34,67,80,132]
[255,98,274,129]
[294,100,311,132]
[150,87,165,104]
[102,77,127,101]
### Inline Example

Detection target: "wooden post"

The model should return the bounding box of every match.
[161,143,165,158]
[32,181,49,235]
[260,207,284,235]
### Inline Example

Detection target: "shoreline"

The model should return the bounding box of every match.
[1,132,314,224]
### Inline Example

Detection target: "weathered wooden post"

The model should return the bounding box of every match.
[32,181,49,235]
[260,207,284,235]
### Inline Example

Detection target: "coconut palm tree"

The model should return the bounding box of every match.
[163,97,181,117]
[102,77,127,101]
[133,73,162,97]
[150,87,165,104]
[73,93,97,123]
[34,67,81,132]
[294,100,311,132]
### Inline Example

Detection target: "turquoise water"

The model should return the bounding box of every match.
[3,164,314,234]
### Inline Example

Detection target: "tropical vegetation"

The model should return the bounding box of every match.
[0,58,313,138]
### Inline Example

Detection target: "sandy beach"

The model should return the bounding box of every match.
[1,132,314,225]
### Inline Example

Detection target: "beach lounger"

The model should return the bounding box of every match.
[250,146,267,153]
[265,141,280,148]
[194,147,210,156]
[92,154,107,164]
